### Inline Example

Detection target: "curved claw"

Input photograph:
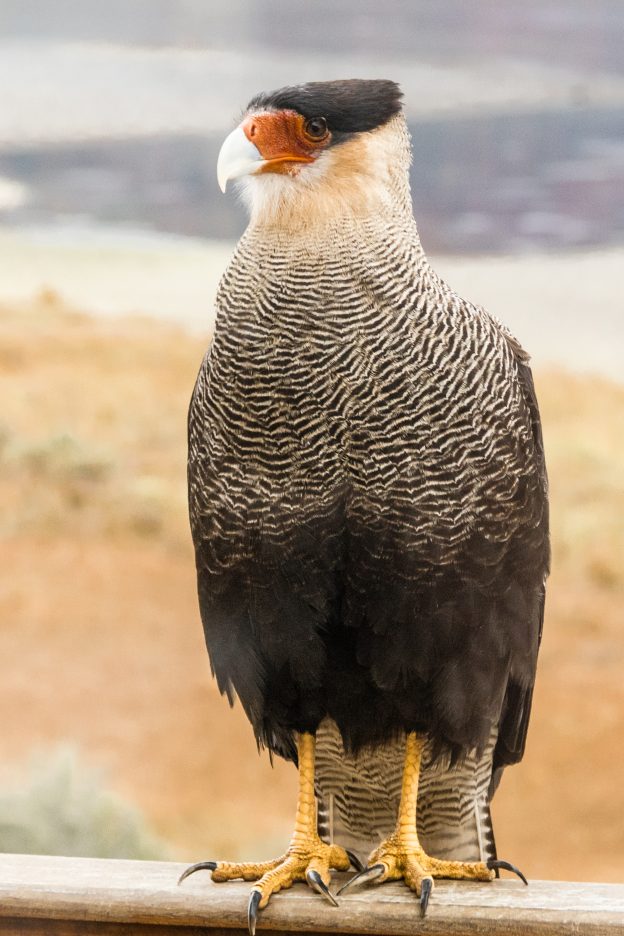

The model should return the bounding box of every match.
[487,858,528,886]
[248,889,262,936]
[419,876,433,917]
[306,869,339,907]
[177,861,217,885]
[336,862,385,896]
[345,849,365,873]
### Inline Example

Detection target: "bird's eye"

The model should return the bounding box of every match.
[304,116,328,140]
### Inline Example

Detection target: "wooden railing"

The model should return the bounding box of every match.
[0,853,622,935]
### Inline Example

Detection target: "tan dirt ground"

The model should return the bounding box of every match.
[0,294,622,882]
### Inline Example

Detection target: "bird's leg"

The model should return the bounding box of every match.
[178,732,350,934]
[338,732,526,916]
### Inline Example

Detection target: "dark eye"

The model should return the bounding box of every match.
[304,116,328,139]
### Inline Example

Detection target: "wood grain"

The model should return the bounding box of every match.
[0,853,622,935]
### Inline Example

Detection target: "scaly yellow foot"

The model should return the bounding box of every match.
[340,831,495,914]
[338,733,527,916]
[178,733,351,935]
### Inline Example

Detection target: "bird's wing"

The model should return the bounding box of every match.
[315,336,548,865]
[491,348,549,789]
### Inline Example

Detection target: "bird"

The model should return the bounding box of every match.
[180,79,549,933]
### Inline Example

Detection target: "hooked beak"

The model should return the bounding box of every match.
[217,126,265,193]
[217,112,318,194]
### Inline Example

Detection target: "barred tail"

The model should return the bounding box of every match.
[315,720,498,865]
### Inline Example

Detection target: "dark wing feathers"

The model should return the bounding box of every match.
[493,353,549,777]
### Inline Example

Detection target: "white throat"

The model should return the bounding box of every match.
[237,116,414,233]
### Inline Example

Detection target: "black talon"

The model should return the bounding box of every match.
[177,861,217,885]
[306,869,339,907]
[248,889,262,936]
[487,858,528,886]
[346,849,365,873]
[420,877,433,917]
[336,862,385,896]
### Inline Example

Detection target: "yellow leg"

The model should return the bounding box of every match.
[339,733,524,915]
[178,733,350,934]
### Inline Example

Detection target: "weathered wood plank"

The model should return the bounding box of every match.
[0,853,622,935]
[0,922,220,936]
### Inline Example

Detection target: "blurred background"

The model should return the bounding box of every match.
[0,1,622,883]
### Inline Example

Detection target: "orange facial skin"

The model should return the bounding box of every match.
[241,110,331,176]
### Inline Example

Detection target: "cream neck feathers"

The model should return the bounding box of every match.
[237,115,414,235]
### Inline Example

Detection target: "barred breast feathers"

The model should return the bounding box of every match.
[192,134,542,571]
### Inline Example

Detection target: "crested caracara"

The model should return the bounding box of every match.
[180,80,549,931]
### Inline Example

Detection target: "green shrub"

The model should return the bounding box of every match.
[3,431,114,482]
[0,747,168,860]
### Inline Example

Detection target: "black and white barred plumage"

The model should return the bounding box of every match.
[188,80,549,862]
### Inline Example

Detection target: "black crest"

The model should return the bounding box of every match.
[247,79,403,134]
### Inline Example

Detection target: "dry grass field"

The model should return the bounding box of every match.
[0,292,622,882]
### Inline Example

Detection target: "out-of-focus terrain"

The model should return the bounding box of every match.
[0,290,622,882]
[2,3,624,252]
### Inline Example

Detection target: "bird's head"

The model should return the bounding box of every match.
[217,79,410,227]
